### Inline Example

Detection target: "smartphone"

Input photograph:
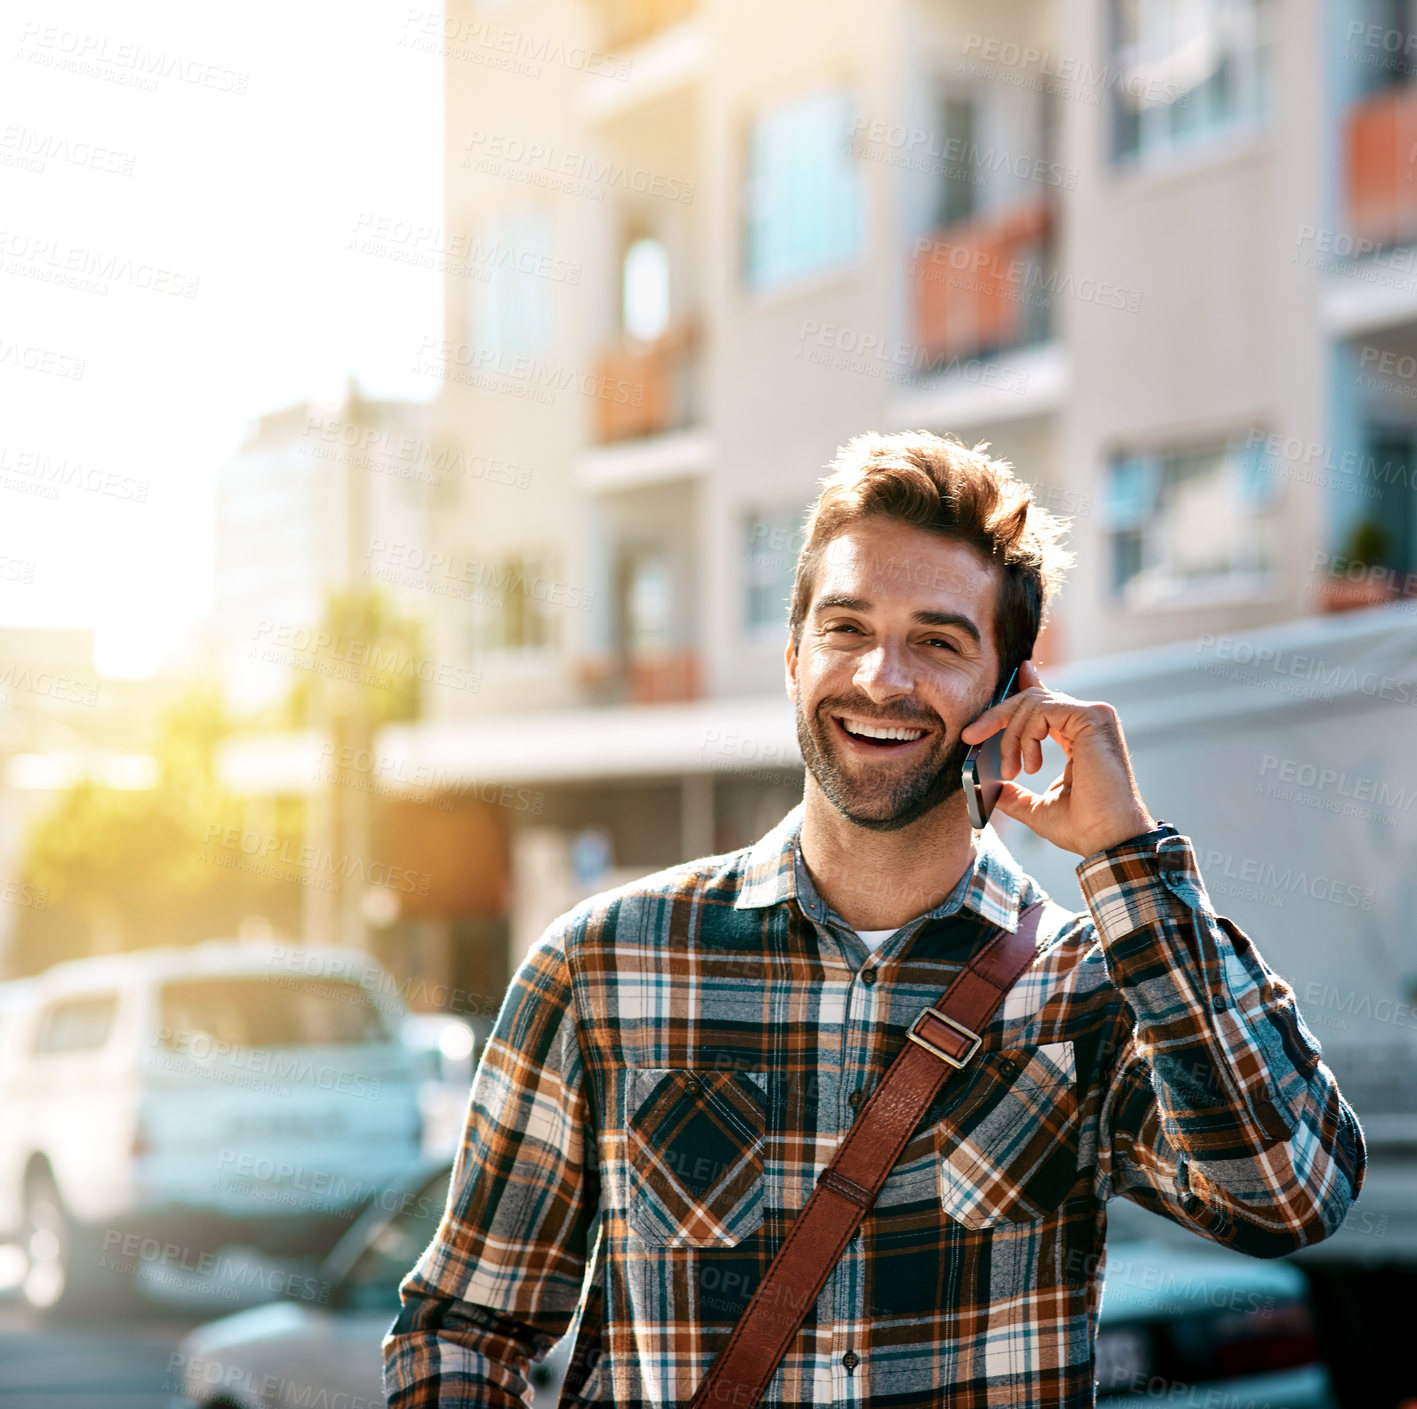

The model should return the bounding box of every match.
[962,664,1022,830]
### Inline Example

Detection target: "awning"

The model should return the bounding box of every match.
[217,697,803,795]
[376,694,802,788]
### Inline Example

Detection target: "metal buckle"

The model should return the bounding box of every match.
[906,1007,982,1069]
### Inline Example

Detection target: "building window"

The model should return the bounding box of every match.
[33,994,117,1055]
[1351,0,1417,94]
[618,545,675,656]
[932,91,980,228]
[622,237,672,342]
[1105,438,1280,606]
[467,550,560,653]
[1109,0,1271,166]
[744,88,864,291]
[744,508,804,634]
[476,209,554,360]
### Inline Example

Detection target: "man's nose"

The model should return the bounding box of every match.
[854,641,915,699]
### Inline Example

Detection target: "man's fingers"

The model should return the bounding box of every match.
[990,779,1044,822]
[1000,696,1052,778]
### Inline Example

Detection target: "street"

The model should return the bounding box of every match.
[0,1302,203,1409]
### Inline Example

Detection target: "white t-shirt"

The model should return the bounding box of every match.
[854,926,907,953]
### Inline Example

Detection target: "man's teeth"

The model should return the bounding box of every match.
[842,718,926,741]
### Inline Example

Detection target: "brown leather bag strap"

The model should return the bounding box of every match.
[687,896,1071,1409]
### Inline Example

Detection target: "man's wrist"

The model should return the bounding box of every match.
[1081,811,1162,858]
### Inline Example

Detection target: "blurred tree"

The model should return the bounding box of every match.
[10,588,426,973]
[281,586,425,729]
[12,686,304,974]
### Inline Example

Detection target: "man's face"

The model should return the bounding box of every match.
[785,517,1003,832]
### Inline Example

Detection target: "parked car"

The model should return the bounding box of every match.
[399,1013,478,1160]
[168,1192,1329,1408]
[1097,1237,1334,1406]
[168,1160,573,1409]
[0,939,421,1312]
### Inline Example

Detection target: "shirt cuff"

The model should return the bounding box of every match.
[1074,822,1216,941]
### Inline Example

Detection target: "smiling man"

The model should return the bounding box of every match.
[385,430,1365,1409]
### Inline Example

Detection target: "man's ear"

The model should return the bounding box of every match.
[784,633,799,706]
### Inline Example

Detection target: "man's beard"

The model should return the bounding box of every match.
[795,694,979,832]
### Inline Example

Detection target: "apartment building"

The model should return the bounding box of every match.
[369,0,1417,962]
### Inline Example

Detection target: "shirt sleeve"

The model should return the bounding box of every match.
[1079,825,1367,1258]
[383,921,600,1407]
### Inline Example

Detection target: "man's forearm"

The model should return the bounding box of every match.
[1078,825,1366,1254]
[384,1285,556,1409]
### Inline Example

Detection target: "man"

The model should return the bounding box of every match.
[384,431,1365,1408]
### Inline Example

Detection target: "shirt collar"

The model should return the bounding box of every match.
[734,800,1033,933]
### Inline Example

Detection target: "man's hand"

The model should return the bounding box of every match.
[959,659,1156,856]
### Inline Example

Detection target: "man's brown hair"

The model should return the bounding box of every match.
[788,430,1075,692]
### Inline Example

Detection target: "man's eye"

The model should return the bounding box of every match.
[924,637,959,652]
[827,623,863,635]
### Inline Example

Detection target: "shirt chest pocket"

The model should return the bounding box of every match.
[622,1068,769,1248]
[935,1040,1081,1228]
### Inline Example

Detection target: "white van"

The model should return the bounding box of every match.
[0,940,421,1312]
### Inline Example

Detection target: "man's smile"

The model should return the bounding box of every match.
[832,713,935,753]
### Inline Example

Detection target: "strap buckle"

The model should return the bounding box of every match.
[906,1007,982,1069]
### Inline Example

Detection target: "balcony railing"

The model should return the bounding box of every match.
[1344,82,1417,249]
[575,649,700,704]
[599,0,697,51]
[911,198,1053,367]
[591,320,700,444]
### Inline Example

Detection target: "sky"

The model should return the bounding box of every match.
[0,1,444,676]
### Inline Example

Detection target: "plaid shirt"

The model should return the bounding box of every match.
[384,803,1365,1408]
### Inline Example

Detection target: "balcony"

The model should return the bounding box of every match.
[911,198,1054,366]
[591,320,701,444]
[575,648,701,704]
[599,0,697,51]
[1343,82,1417,250]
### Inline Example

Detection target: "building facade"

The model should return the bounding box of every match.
[384,0,1417,963]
